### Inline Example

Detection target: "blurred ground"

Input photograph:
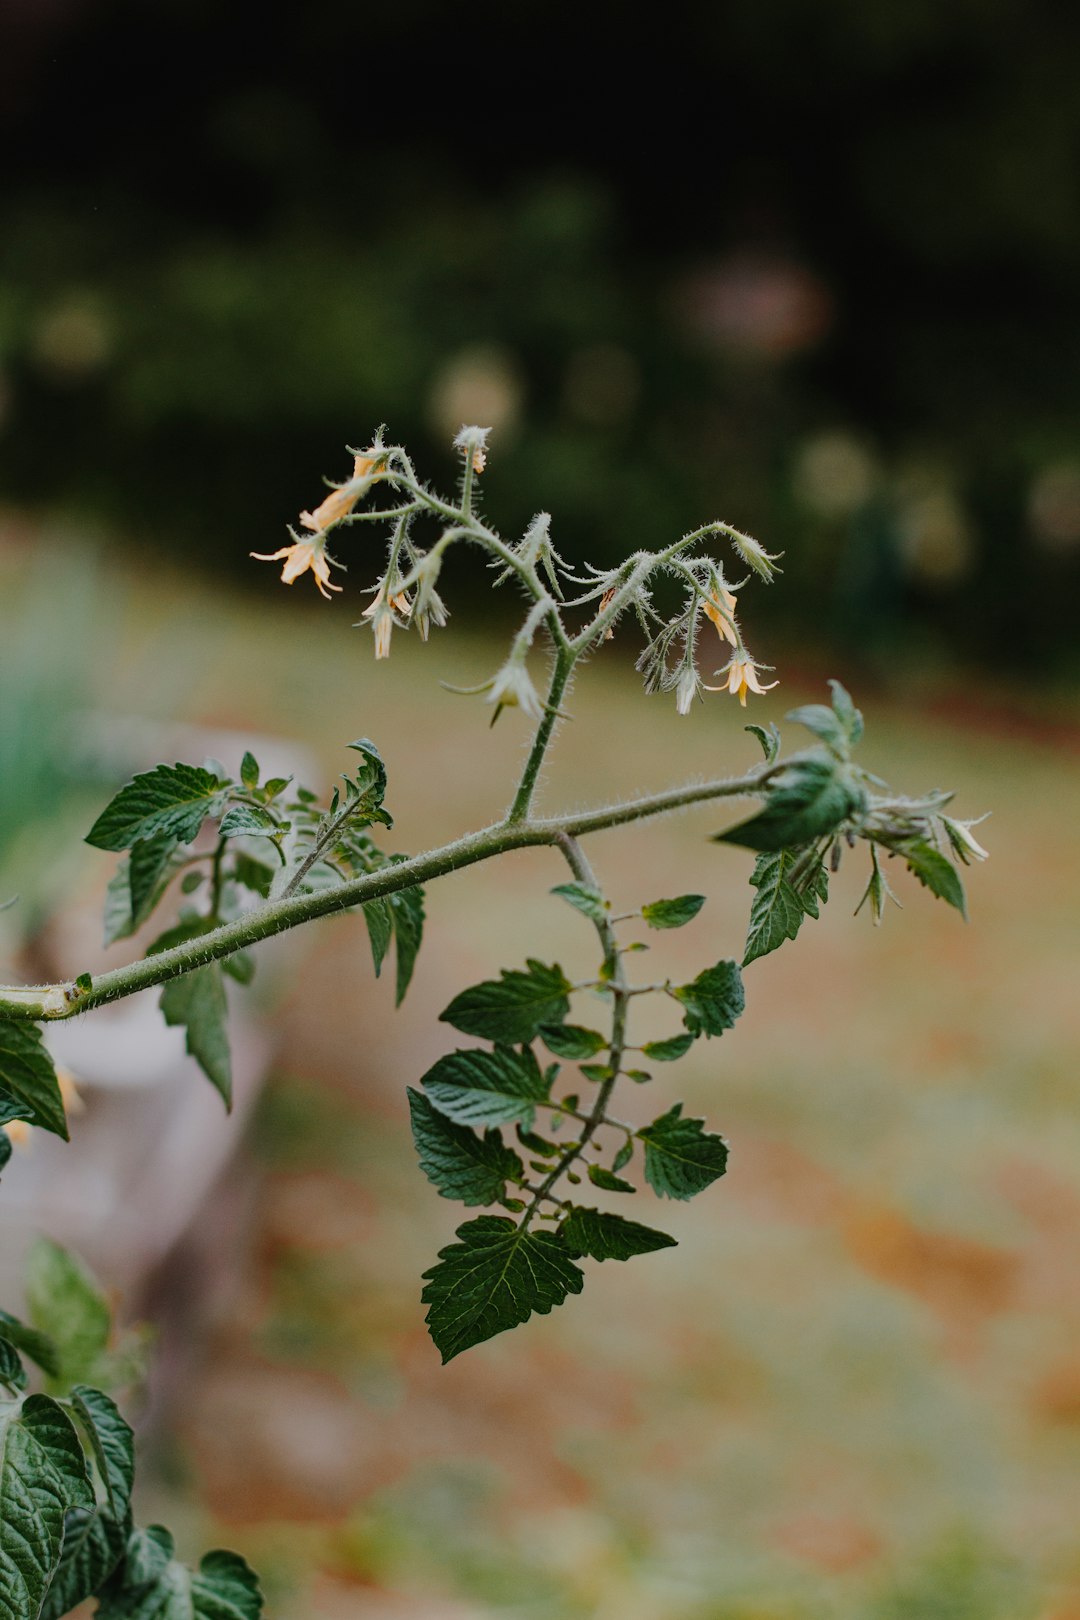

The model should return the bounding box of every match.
[7,535,1080,1618]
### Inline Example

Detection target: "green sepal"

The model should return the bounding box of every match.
[422,1045,552,1130]
[421,1216,584,1362]
[586,1164,635,1194]
[407,1088,524,1206]
[559,1207,676,1262]
[86,763,226,853]
[902,840,968,919]
[550,882,608,924]
[715,750,866,852]
[0,1021,69,1140]
[641,894,705,930]
[641,1033,695,1062]
[440,960,572,1046]
[539,1024,607,1060]
[640,1103,729,1200]
[160,965,232,1109]
[672,959,745,1038]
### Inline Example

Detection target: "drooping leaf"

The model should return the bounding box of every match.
[160,965,232,1108]
[440,960,571,1045]
[231,853,275,898]
[422,1046,551,1130]
[671,960,745,1038]
[86,764,226,853]
[362,897,393,978]
[715,751,866,852]
[0,1021,68,1140]
[220,950,254,987]
[0,1311,59,1378]
[0,1394,94,1620]
[388,879,424,1006]
[586,1164,636,1194]
[550,882,608,924]
[640,1103,730,1200]
[641,894,706,930]
[421,1216,584,1362]
[539,1024,608,1060]
[902,840,968,919]
[26,1241,112,1389]
[128,834,181,922]
[640,1033,695,1062]
[218,804,281,840]
[407,1089,524,1206]
[743,848,812,965]
[560,1207,677,1262]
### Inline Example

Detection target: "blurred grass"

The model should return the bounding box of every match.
[11,537,1080,1618]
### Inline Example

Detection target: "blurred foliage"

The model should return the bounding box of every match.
[4,0,1080,672]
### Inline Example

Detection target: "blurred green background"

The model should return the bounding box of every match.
[3,2,1080,1616]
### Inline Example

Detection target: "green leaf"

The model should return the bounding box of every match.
[743,848,813,965]
[0,1021,68,1140]
[70,1388,134,1523]
[641,894,706,930]
[745,721,781,763]
[0,1338,26,1392]
[715,751,866,852]
[0,1133,10,1180]
[539,1024,607,1060]
[579,1062,614,1083]
[422,1046,551,1130]
[640,1104,729,1200]
[640,1033,695,1062]
[421,1216,584,1362]
[388,880,424,1007]
[103,844,186,947]
[160,965,232,1108]
[232,853,275,898]
[440,960,571,1045]
[903,840,968,919]
[784,702,848,754]
[38,1389,136,1620]
[672,959,745,1038]
[86,764,226,853]
[26,1240,112,1389]
[218,804,280,840]
[550,882,608,924]
[220,950,254,987]
[97,1529,264,1620]
[586,1164,636,1194]
[240,752,260,790]
[0,1312,59,1378]
[560,1207,676,1262]
[407,1089,524,1206]
[612,1137,633,1173]
[829,679,864,747]
[0,1394,95,1620]
[362,897,393,978]
[129,834,181,921]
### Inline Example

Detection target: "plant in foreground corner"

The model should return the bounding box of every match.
[0,426,986,1616]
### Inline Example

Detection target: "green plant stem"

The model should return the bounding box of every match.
[0,764,769,1023]
[507,646,575,822]
[522,833,628,1226]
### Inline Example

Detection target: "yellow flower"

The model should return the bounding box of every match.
[297,449,387,535]
[361,584,411,659]
[3,1068,82,1151]
[706,652,778,707]
[702,587,738,647]
[250,537,342,599]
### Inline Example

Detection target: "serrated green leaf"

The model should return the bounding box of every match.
[70,1388,134,1522]
[421,1216,584,1362]
[550,882,608,924]
[0,1394,94,1620]
[586,1164,636,1193]
[232,853,274,898]
[388,880,424,1006]
[0,1312,59,1378]
[641,1033,696,1062]
[97,1531,264,1620]
[26,1241,112,1389]
[407,1089,524,1206]
[745,721,781,763]
[239,752,259,790]
[0,1021,68,1139]
[218,804,280,840]
[784,702,849,754]
[86,764,226,853]
[103,843,188,947]
[641,1103,729,1199]
[422,1046,551,1130]
[129,834,181,921]
[672,959,745,1038]
[715,751,866,852]
[743,848,812,965]
[539,1024,607,1060]
[903,840,968,919]
[560,1207,676,1262]
[40,1504,128,1620]
[440,960,571,1045]
[160,965,232,1108]
[362,897,393,978]
[641,894,706,930]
